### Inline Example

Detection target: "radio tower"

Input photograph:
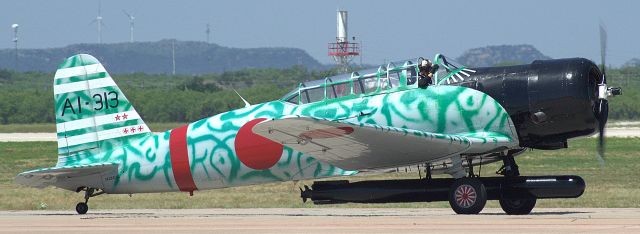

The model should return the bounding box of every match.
[328,10,360,72]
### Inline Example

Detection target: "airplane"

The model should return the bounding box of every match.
[16,44,621,215]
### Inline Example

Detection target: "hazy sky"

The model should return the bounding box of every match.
[1,0,638,66]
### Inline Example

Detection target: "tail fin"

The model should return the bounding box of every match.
[54,54,150,165]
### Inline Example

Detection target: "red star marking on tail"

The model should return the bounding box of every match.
[122,113,129,120]
[130,127,136,133]
[115,114,121,121]
[123,128,129,134]
[138,126,144,132]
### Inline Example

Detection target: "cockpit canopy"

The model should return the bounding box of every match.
[280,54,470,104]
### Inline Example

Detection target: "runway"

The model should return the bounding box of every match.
[1,208,639,233]
[0,127,638,142]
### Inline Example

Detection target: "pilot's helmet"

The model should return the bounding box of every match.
[421,59,431,67]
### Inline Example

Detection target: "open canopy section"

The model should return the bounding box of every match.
[432,54,476,85]
[279,54,474,105]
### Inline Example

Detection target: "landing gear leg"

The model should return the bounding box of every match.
[498,150,536,215]
[75,187,104,215]
[497,151,520,177]
[467,158,476,177]
[425,163,432,180]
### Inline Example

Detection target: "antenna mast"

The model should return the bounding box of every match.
[328,10,360,72]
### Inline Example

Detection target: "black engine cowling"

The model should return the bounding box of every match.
[456,58,601,149]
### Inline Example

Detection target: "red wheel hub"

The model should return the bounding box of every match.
[454,184,477,208]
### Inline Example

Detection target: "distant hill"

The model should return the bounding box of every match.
[456,44,552,67]
[623,58,640,67]
[0,40,326,74]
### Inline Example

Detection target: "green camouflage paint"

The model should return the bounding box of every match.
[26,54,516,195]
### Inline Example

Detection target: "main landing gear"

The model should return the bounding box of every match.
[448,151,536,215]
[300,150,585,215]
[75,187,104,214]
[448,177,486,214]
[447,157,487,215]
[495,151,536,215]
[499,198,537,215]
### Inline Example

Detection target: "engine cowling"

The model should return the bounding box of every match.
[454,58,601,149]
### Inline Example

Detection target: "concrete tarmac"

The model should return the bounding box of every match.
[1,208,639,233]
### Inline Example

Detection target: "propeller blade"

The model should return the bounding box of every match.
[597,122,605,166]
[596,22,609,167]
[596,99,608,167]
[299,187,307,203]
[599,23,607,80]
[123,10,132,18]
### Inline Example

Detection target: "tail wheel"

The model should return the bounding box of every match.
[448,177,487,214]
[75,202,88,215]
[499,198,536,215]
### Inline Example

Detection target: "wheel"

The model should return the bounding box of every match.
[75,202,88,214]
[448,177,487,214]
[499,198,536,215]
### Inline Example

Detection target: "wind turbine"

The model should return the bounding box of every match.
[123,10,135,42]
[206,23,211,43]
[11,24,18,69]
[90,0,106,44]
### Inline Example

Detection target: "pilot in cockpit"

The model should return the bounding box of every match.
[418,59,435,88]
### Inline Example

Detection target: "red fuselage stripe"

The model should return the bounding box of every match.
[169,125,197,192]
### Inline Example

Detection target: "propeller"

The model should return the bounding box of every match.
[123,10,134,20]
[595,23,608,166]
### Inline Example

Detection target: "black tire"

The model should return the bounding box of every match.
[499,198,536,215]
[76,202,88,215]
[448,177,487,214]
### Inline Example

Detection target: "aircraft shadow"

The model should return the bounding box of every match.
[480,211,591,216]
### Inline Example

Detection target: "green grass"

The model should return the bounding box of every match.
[1,138,639,210]
[0,123,186,133]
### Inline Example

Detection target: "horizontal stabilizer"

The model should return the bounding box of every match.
[15,162,117,190]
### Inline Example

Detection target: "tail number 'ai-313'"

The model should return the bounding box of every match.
[61,91,119,116]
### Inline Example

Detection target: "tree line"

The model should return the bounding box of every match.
[0,66,337,124]
[0,65,639,124]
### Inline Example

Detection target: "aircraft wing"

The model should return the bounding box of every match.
[15,162,117,190]
[252,116,516,171]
